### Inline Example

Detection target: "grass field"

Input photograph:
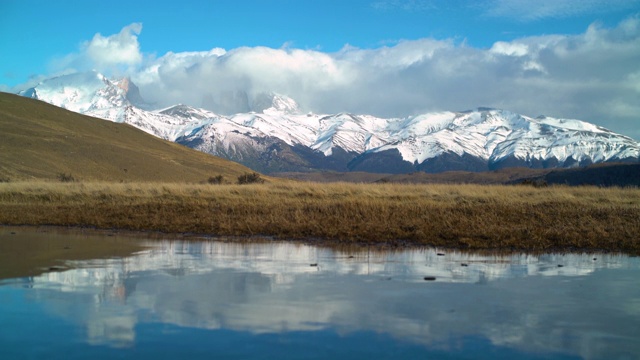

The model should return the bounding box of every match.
[1,181,638,254]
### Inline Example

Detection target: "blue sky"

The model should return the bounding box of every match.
[1,0,639,138]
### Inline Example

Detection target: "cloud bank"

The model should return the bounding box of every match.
[35,16,640,140]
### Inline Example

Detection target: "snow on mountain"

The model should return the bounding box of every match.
[379,109,640,166]
[255,92,301,114]
[18,72,126,113]
[18,71,640,173]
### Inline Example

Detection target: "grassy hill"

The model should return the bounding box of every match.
[0,92,256,182]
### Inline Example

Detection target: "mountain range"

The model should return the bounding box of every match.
[18,71,640,174]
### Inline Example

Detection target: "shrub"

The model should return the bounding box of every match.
[57,173,76,182]
[237,172,264,185]
[207,175,224,185]
[518,178,548,188]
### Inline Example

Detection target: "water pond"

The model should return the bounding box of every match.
[1,227,639,359]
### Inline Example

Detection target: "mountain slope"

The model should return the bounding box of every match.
[19,72,640,174]
[0,92,255,182]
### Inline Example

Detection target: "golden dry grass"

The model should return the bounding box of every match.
[1,181,639,253]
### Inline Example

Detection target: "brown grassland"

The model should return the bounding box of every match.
[1,181,639,254]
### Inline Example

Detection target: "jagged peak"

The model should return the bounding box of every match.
[158,103,200,115]
[158,103,218,121]
[252,92,300,114]
[160,103,192,111]
[114,76,145,106]
[477,106,498,112]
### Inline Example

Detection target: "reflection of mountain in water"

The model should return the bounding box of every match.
[24,241,640,359]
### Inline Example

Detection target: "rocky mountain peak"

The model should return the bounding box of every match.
[251,92,300,114]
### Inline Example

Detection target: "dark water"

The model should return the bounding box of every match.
[1,233,639,359]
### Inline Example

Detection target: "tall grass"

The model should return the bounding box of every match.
[1,181,638,253]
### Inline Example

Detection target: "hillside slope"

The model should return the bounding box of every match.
[0,92,255,182]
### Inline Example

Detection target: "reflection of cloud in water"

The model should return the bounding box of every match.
[28,241,640,359]
[38,241,627,286]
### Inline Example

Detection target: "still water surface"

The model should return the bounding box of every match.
[1,230,639,359]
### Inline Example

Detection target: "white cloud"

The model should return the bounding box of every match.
[490,42,529,56]
[84,23,143,68]
[44,23,144,76]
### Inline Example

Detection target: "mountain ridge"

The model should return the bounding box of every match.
[18,71,640,174]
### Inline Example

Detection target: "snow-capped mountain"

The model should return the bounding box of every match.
[19,72,640,174]
[19,72,141,113]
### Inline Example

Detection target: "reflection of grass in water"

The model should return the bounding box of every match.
[0,181,639,254]
[0,227,148,280]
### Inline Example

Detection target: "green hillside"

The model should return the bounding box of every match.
[0,92,255,182]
